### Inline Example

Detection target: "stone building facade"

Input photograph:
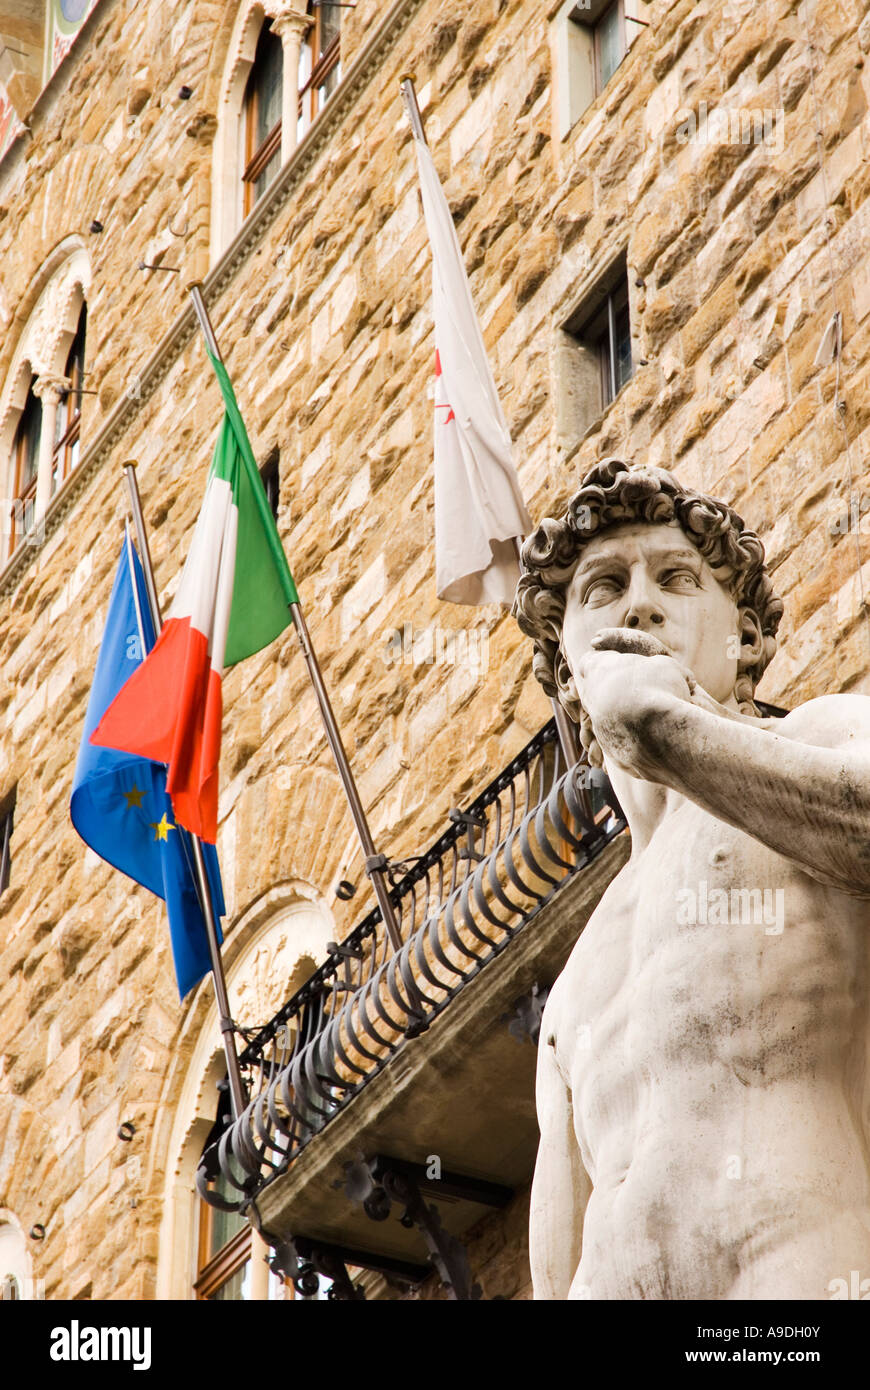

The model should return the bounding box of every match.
[0,0,868,1301]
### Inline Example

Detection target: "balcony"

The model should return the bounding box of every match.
[197,719,630,1298]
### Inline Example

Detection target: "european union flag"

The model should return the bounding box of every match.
[71,530,225,998]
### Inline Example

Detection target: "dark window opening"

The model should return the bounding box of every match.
[242,20,284,216]
[52,304,87,496]
[592,277,632,406]
[6,385,41,561]
[260,449,279,521]
[565,257,633,415]
[0,790,16,897]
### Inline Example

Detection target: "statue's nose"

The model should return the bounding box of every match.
[624,573,665,629]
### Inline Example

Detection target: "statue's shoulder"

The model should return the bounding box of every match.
[774,692,870,749]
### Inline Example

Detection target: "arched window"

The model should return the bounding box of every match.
[0,241,91,570]
[297,1,341,143]
[195,1162,290,1300]
[212,3,347,260]
[242,20,284,216]
[0,1216,34,1301]
[154,892,339,1300]
[6,381,41,561]
[51,304,86,495]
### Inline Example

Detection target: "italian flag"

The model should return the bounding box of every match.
[91,352,297,843]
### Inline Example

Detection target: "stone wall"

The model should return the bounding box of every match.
[0,0,869,1300]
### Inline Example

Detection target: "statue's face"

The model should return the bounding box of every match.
[561,520,741,707]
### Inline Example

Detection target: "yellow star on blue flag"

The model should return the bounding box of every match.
[70,534,225,998]
[149,813,176,842]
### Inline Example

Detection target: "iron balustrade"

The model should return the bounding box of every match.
[198,720,627,1212]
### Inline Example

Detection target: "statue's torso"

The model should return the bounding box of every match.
[549,786,870,1299]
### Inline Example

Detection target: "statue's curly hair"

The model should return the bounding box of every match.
[513,459,783,755]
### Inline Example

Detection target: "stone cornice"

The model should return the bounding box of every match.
[0,0,427,601]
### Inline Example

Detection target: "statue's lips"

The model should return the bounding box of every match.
[590,628,674,660]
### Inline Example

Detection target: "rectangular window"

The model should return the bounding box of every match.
[552,0,648,138]
[195,1175,289,1300]
[556,255,633,449]
[590,275,632,407]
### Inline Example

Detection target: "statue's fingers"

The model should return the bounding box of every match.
[645,653,696,696]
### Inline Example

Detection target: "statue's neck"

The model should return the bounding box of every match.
[597,682,747,849]
[603,758,682,853]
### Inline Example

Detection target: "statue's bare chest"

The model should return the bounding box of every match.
[552,801,866,1091]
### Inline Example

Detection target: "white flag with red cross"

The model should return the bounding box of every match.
[412,130,531,606]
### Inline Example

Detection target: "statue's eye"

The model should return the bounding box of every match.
[583,575,622,603]
[661,569,700,590]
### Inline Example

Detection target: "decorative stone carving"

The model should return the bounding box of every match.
[0,245,90,448]
[153,890,334,1298]
[516,458,870,1301]
[32,373,71,404]
[211,1,317,255]
[271,5,313,162]
[233,921,318,1030]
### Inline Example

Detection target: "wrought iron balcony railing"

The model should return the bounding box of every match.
[198,720,627,1212]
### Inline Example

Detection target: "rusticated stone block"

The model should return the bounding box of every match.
[0,0,867,1305]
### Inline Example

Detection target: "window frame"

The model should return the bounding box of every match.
[591,0,627,96]
[588,275,632,407]
[52,306,86,496]
[0,790,15,897]
[194,1207,253,1301]
[556,253,634,452]
[566,257,633,411]
[7,384,41,561]
[242,20,284,218]
[297,2,341,140]
[194,1169,291,1301]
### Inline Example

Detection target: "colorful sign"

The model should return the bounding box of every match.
[0,84,23,162]
[51,0,99,76]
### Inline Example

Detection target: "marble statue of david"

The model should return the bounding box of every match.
[513,458,870,1300]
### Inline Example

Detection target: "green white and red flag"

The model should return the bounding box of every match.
[91,352,297,843]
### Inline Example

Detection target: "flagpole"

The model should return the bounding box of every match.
[401,76,581,774]
[122,459,249,1120]
[512,541,582,768]
[186,285,424,1031]
[399,74,427,144]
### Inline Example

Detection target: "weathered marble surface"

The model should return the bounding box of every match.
[518,462,870,1300]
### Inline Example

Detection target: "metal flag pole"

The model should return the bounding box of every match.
[399,74,426,144]
[511,536,581,767]
[186,284,417,1002]
[122,459,248,1121]
[401,76,581,773]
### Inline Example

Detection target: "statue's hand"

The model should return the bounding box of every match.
[575,630,696,776]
